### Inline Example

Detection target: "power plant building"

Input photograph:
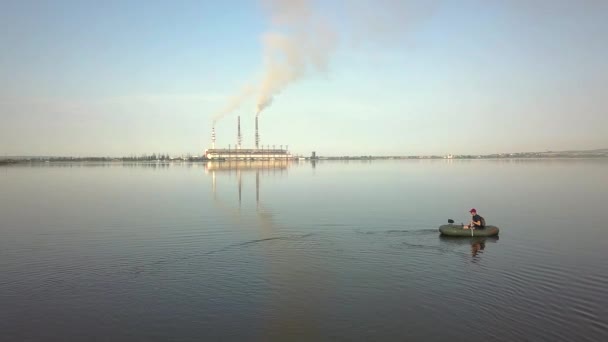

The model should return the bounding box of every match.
[205,115,292,160]
[205,148,291,160]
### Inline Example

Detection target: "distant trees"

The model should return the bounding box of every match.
[7,152,213,163]
[117,153,172,161]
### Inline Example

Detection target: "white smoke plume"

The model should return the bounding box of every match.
[212,0,436,121]
[211,84,255,125]
[255,0,337,116]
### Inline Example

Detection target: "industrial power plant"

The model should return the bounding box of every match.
[204,115,292,160]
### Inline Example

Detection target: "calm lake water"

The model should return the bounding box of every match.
[1,159,607,341]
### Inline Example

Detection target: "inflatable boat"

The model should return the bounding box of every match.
[439,224,499,237]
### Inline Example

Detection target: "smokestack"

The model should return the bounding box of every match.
[237,116,242,149]
[255,115,260,149]
[211,127,216,149]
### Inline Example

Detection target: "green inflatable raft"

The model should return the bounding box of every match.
[439,224,499,237]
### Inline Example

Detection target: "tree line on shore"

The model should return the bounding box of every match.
[0,153,207,163]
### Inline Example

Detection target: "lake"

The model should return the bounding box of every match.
[1,159,607,341]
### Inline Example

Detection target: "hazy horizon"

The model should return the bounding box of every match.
[2,0,607,156]
[3,146,608,159]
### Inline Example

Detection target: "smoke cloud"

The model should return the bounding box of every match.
[211,85,255,125]
[255,0,337,116]
[212,0,436,121]
[341,0,439,47]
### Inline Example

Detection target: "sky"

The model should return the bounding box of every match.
[1,0,607,157]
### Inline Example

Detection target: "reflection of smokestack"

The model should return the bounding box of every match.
[237,116,242,149]
[238,170,242,207]
[255,115,260,149]
[212,171,216,198]
[211,127,216,149]
[256,170,260,208]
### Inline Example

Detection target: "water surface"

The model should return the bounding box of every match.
[1,159,607,341]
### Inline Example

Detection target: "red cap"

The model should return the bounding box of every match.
[469,208,477,213]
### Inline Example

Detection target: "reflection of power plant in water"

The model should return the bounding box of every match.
[205,115,293,160]
[205,160,289,209]
[204,162,329,339]
[205,161,289,242]
[205,159,290,172]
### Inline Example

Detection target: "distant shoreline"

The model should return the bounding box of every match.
[2,155,607,165]
[2,148,607,164]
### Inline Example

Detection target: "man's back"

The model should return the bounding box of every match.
[473,214,485,228]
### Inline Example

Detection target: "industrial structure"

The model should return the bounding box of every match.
[205,115,292,160]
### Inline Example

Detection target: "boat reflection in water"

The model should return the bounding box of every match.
[439,235,499,259]
[204,160,328,339]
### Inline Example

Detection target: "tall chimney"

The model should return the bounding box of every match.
[211,127,216,149]
[255,115,259,149]
[237,116,242,149]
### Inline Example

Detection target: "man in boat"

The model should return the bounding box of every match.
[463,208,485,229]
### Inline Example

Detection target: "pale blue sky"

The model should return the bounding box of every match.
[1,0,606,156]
